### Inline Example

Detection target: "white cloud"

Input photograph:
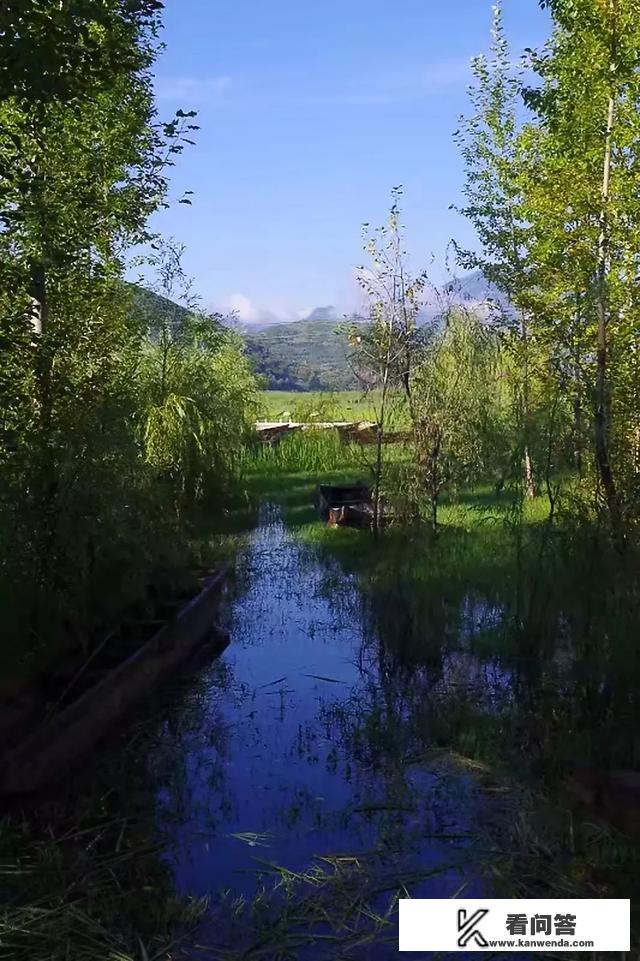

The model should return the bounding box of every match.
[292,57,473,108]
[223,294,336,327]
[154,57,472,114]
[227,293,261,324]
[225,294,286,326]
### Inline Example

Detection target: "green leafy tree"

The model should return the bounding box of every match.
[411,308,504,532]
[137,244,257,509]
[454,2,539,497]
[523,0,640,543]
[0,2,256,664]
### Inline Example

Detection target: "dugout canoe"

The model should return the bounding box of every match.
[0,570,229,797]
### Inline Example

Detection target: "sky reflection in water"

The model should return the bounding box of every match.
[149,506,520,956]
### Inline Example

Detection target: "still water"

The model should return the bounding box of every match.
[147,506,515,955]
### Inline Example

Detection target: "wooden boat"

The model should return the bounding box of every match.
[0,570,229,797]
[327,503,374,529]
[317,483,371,517]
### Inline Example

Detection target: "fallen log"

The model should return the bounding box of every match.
[0,571,229,797]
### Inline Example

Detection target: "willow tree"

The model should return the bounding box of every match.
[527,0,640,543]
[454,2,539,498]
[0,1,204,652]
[411,310,503,533]
[136,242,258,510]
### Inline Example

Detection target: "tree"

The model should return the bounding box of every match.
[348,190,425,533]
[454,2,538,497]
[411,308,504,533]
[0,2,256,660]
[526,0,640,543]
[136,242,257,509]
[0,1,164,105]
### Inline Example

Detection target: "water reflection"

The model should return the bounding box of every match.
[144,506,508,956]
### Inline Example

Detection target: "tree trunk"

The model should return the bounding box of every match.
[571,298,584,475]
[426,422,442,535]
[31,261,54,434]
[372,423,383,536]
[30,262,48,334]
[520,311,537,499]
[574,385,583,476]
[632,338,640,475]
[372,366,390,537]
[594,77,623,546]
[524,445,536,499]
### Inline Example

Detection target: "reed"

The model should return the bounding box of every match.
[249,430,361,475]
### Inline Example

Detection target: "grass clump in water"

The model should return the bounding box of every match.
[0,809,207,961]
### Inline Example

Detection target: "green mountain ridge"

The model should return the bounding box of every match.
[131,285,357,391]
[245,317,357,391]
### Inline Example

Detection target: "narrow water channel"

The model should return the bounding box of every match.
[146,505,512,954]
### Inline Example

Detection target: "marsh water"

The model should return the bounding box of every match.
[134,505,530,955]
[16,501,639,957]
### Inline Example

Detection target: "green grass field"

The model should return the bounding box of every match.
[258,389,404,424]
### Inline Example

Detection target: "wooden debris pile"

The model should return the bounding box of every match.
[255,420,375,445]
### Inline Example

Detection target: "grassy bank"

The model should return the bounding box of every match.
[258,389,394,424]
[245,436,639,774]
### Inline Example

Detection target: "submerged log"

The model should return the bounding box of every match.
[0,571,229,797]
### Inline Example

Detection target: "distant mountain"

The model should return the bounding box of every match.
[129,274,504,394]
[245,316,357,391]
[244,273,512,391]
[443,269,510,312]
[129,285,357,391]
[306,306,338,322]
[129,284,193,337]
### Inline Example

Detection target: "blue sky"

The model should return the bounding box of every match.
[150,1,549,323]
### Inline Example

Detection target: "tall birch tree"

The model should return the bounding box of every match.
[454,2,538,497]
[528,0,640,542]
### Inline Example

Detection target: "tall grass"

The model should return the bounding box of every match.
[249,430,364,476]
